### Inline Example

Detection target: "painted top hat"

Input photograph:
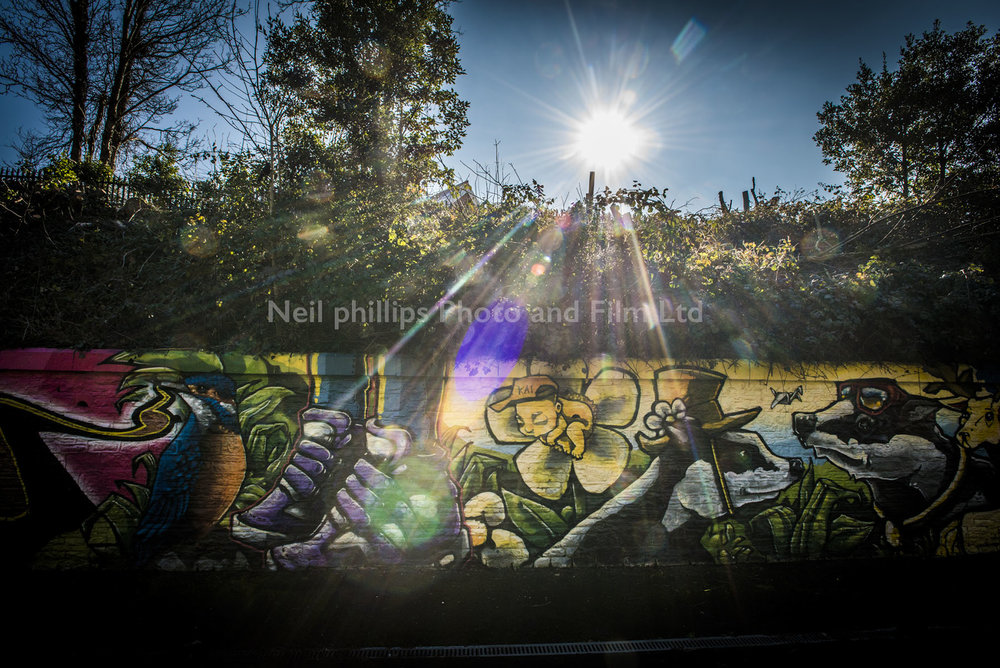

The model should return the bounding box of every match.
[637,367,761,453]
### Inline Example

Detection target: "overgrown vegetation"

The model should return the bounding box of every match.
[0,10,997,364]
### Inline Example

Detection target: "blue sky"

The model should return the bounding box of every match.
[2,0,999,210]
[443,0,1000,209]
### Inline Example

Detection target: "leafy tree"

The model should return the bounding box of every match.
[126,144,188,206]
[267,0,469,196]
[815,21,1000,201]
[237,0,472,328]
[900,22,1000,191]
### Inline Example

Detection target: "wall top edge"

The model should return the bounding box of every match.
[0,348,965,382]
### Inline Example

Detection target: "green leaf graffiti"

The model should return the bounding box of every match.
[237,385,296,435]
[501,488,569,549]
[457,451,510,500]
[708,461,877,563]
[236,422,292,513]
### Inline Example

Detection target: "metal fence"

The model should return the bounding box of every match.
[0,166,200,210]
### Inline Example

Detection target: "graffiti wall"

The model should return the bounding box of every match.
[3,349,999,569]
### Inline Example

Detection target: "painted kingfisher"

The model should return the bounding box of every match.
[131,374,245,567]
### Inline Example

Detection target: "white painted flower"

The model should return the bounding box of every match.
[480,529,529,568]
[462,492,529,568]
[463,491,505,548]
[644,398,687,435]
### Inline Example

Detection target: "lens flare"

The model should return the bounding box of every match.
[452,299,529,402]
[536,225,564,253]
[180,224,218,257]
[297,224,329,242]
[671,18,707,63]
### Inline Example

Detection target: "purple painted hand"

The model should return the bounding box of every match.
[232,408,356,548]
[267,419,465,570]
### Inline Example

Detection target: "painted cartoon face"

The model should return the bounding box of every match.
[958,396,1000,449]
[514,398,562,437]
[792,384,948,498]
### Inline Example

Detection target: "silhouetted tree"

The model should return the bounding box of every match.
[0,0,100,162]
[1,0,232,167]
[815,21,1000,201]
[195,0,294,214]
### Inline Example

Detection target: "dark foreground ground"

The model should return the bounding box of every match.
[12,555,995,666]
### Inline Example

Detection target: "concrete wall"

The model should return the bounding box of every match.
[3,348,999,569]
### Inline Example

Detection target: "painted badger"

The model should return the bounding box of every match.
[792,378,1000,547]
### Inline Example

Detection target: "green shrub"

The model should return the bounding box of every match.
[127,145,189,206]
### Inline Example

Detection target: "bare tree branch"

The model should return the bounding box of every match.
[1,0,232,168]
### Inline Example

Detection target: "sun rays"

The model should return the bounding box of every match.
[464,4,724,202]
[197,6,725,387]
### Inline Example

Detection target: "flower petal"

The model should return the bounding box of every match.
[464,491,506,527]
[644,412,663,432]
[515,439,573,500]
[670,398,687,418]
[584,368,639,427]
[573,426,629,495]
[651,400,671,417]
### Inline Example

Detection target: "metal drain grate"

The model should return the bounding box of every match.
[345,632,833,659]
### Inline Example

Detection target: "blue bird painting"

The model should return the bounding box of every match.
[131,374,245,567]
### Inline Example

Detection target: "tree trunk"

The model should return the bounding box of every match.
[69,0,89,163]
[99,0,147,167]
[901,142,910,199]
[938,138,947,188]
[267,138,276,216]
[98,11,130,165]
[85,93,107,162]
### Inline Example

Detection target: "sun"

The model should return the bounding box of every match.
[573,107,646,171]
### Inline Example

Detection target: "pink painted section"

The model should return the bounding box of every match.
[0,349,175,504]
[0,349,133,373]
[42,434,175,506]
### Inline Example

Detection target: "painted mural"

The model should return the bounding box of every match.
[2,349,999,569]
